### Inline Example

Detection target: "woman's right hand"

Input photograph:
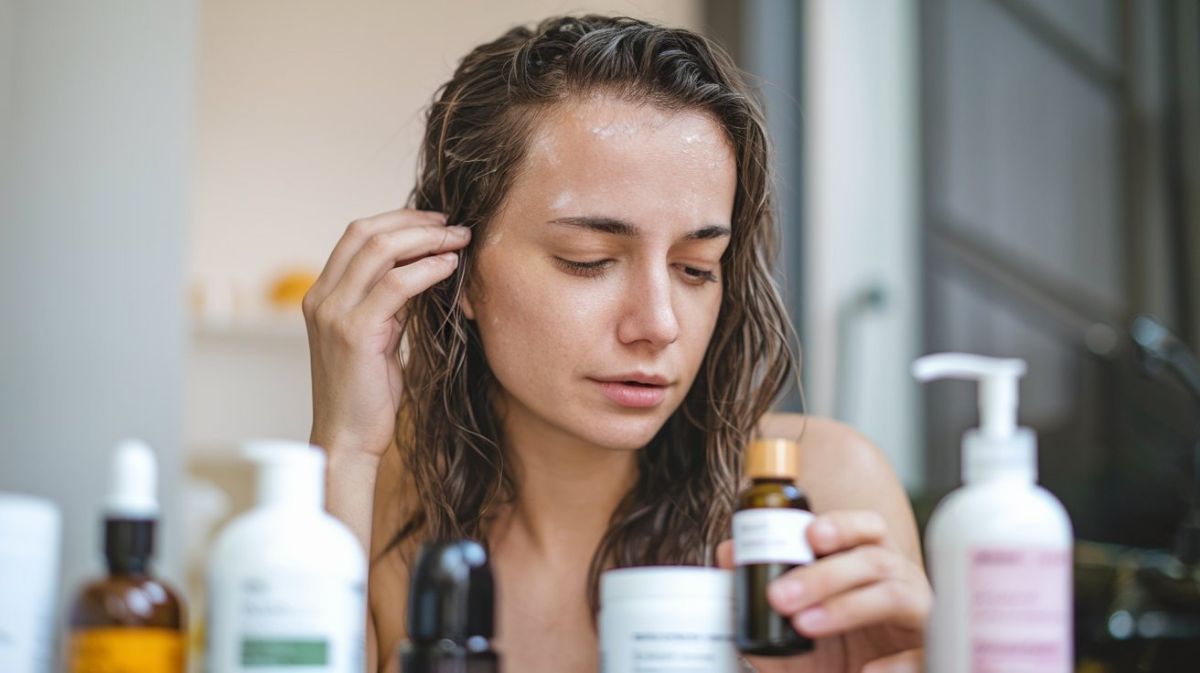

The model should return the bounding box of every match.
[303,208,471,459]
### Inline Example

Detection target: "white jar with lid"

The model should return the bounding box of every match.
[599,566,738,673]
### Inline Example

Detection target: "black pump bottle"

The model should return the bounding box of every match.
[398,539,500,673]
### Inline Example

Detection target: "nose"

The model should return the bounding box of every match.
[616,264,680,348]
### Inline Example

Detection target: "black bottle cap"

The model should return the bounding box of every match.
[407,539,495,645]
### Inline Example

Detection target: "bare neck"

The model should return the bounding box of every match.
[489,398,639,566]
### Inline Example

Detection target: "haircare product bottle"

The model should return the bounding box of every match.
[0,493,61,673]
[206,440,366,673]
[733,438,815,656]
[66,439,187,673]
[914,353,1073,673]
[599,566,738,673]
[398,539,500,673]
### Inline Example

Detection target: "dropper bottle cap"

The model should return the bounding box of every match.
[399,539,498,673]
[103,439,159,574]
[407,539,495,646]
[913,353,1036,484]
[746,438,799,480]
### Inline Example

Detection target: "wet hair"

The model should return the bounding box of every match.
[389,14,799,616]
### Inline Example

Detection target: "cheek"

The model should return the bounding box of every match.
[679,290,723,369]
[471,261,604,382]
[471,254,724,391]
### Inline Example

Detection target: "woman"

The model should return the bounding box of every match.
[303,15,930,673]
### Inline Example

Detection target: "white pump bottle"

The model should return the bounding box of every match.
[914,353,1073,673]
[206,440,366,673]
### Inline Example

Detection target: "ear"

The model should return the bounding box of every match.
[458,284,476,320]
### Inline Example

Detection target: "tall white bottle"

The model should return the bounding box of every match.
[914,353,1073,673]
[207,440,366,673]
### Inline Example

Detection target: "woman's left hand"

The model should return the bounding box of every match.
[716,510,932,673]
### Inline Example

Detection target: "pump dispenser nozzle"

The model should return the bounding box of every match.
[243,439,325,510]
[913,353,1036,483]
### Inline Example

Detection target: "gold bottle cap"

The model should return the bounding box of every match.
[745,438,799,479]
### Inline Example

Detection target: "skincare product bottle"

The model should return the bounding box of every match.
[914,353,1073,673]
[733,438,815,656]
[66,439,187,673]
[0,493,61,673]
[398,539,500,673]
[206,440,366,673]
[599,567,738,673]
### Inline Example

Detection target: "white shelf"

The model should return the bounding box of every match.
[190,311,307,341]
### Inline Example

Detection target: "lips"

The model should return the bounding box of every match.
[590,373,672,408]
[592,373,671,387]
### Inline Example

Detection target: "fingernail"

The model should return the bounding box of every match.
[440,252,459,264]
[796,606,828,633]
[768,580,803,608]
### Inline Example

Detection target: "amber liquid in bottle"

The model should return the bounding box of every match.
[67,518,187,673]
[734,438,815,657]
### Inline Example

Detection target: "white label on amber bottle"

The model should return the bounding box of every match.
[733,509,814,565]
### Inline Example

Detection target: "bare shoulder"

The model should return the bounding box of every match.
[369,441,418,672]
[757,413,922,563]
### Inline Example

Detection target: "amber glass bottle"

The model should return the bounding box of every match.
[67,440,186,673]
[733,438,815,657]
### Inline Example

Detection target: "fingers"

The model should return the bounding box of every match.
[308,209,448,303]
[807,510,889,556]
[355,252,461,323]
[862,649,923,673]
[768,544,901,615]
[789,575,930,639]
[745,510,929,646]
[327,225,470,309]
[716,540,734,569]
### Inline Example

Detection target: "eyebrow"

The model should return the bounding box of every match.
[548,216,731,241]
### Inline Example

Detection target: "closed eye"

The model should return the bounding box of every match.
[554,257,613,278]
[554,257,719,285]
[679,265,719,284]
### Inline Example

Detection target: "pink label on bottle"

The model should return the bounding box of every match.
[968,547,1071,673]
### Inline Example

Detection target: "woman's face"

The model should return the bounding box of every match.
[462,96,737,451]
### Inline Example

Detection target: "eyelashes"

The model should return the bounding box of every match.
[553,257,719,285]
[554,258,613,278]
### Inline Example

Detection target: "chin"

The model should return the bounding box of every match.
[575,412,673,451]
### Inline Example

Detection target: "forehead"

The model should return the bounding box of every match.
[510,96,737,225]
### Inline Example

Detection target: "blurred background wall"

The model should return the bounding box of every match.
[919,0,1200,552]
[0,0,196,623]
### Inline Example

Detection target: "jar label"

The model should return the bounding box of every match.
[732,509,814,565]
[66,628,185,673]
[968,547,1072,673]
[599,602,738,673]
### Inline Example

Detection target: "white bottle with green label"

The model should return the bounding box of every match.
[206,440,366,673]
[914,353,1073,673]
